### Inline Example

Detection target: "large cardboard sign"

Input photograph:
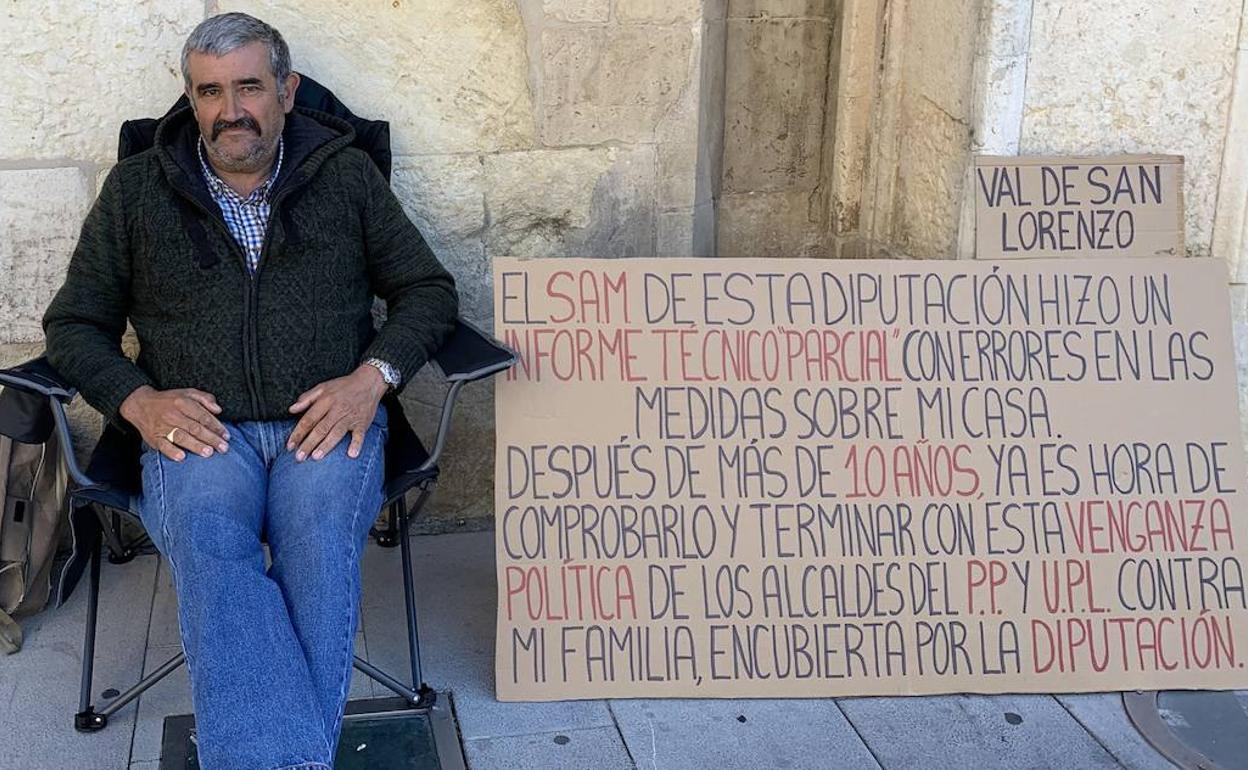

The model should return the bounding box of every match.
[974,155,1184,259]
[493,257,1248,701]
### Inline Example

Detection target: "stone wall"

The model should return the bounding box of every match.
[978,0,1248,459]
[5,0,1248,525]
[0,0,719,530]
[822,0,988,260]
[837,0,1248,456]
[1016,0,1242,261]
[831,0,1247,267]
[716,0,835,257]
[877,0,982,258]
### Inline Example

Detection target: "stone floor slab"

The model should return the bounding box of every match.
[145,558,180,649]
[463,726,635,770]
[1056,694,1174,770]
[361,531,497,663]
[350,628,378,700]
[0,555,158,770]
[610,698,880,770]
[128,644,193,764]
[838,693,1124,770]
[0,530,1213,770]
[361,531,616,741]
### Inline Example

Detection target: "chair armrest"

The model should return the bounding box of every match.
[0,355,96,488]
[0,355,77,401]
[417,318,517,472]
[431,317,516,383]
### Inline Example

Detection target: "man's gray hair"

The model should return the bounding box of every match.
[181,13,293,95]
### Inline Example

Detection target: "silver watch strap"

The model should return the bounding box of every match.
[363,357,401,390]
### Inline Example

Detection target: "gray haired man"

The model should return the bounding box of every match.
[43,12,458,769]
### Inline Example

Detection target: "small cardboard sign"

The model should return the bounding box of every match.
[974,155,1184,259]
[493,256,1248,701]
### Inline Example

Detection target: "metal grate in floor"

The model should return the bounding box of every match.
[158,695,465,770]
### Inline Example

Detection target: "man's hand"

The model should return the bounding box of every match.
[287,365,388,461]
[120,386,230,462]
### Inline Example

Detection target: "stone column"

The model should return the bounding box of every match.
[716,0,836,258]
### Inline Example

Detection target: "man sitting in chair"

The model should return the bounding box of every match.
[42,12,457,770]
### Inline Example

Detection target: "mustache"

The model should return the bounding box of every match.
[211,116,261,140]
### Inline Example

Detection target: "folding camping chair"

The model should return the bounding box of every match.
[0,75,515,736]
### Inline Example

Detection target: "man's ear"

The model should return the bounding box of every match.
[282,72,301,112]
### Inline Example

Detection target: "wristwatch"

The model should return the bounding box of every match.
[363,357,401,392]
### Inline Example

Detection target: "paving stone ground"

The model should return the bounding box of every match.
[0,531,1188,770]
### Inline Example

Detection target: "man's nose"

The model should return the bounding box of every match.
[221,90,244,121]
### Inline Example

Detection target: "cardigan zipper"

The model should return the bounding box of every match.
[170,178,306,420]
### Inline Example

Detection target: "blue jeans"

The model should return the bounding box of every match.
[139,405,388,770]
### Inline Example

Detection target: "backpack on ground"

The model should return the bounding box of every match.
[0,383,72,653]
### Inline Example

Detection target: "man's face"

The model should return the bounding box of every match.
[186,41,298,174]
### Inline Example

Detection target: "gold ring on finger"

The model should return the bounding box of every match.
[165,427,179,443]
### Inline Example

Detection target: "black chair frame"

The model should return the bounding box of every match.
[0,317,514,732]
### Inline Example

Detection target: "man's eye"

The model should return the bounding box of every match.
[241,85,261,94]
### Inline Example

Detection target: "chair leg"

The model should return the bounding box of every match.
[75,538,106,732]
[105,511,137,565]
[353,656,420,703]
[94,650,185,720]
[79,499,135,566]
[72,541,187,732]
[374,501,400,548]
[397,489,436,708]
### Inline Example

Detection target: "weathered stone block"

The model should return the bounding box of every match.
[721,18,830,193]
[655,23,705,210]
[1231,285,1248,467]
[1215,47,1248,284]
[657,209,695,256]
[483,145,657,258]
[382,152,500,527]
[695,18,727,208]
[391,155,491,324]
[396,365,495,529]
[893,96,969,257]
[0,343,43,370]
[981,0,1034,58]
[94,165,113,197]
[219,0,538,155]
[357,155,497,528]
[1020,0,1242,257]
[0,1,202,162]
[616,0,702,24]
[545,0,610,23]
[727,0,833,19]
[903,0,978,121]
[0,168,94,345]
[393,155,486,244]
[692,198,716,256]
[974,54,1028,153]
[541,25,694,145]
[657,126,698,211]
[823,0,884,246]
[716,190,825,257]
